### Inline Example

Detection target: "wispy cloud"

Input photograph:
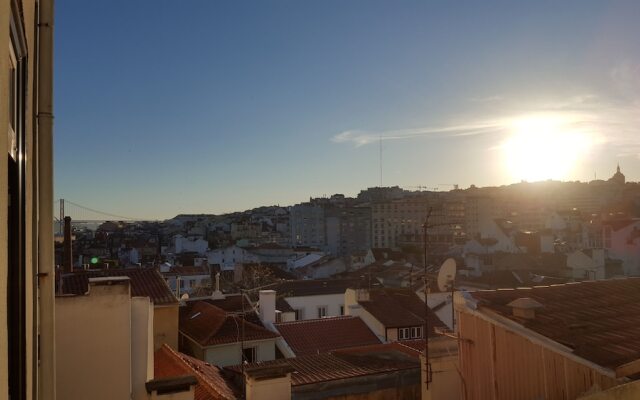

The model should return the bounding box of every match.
[331,120,508,147]
[332,64,640,159]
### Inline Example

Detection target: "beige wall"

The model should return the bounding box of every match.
[1,1,55,399]
[132,297,154,400]
[457,309,621,400]
[246,375,291,400]
[578,380,640,400]
[422,338,461,400]
[154,304,179,350]
[150,387,195,400]
[56,280,133,400]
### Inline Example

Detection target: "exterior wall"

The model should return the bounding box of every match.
[567,250,605,280]
[1,1,55,399]
[285,293,345,320]
[56,281,133,400]
[605,221,640,276]
[174,235,208,255]
[290,203,326,249]
[202,339,277,367]
[578,379,640,400]
[207,245,259,270]
[154,304,179,350]
[132,297,154,400]
[246,375,292,400]
[457,309,620,400]
[421,338,461,400]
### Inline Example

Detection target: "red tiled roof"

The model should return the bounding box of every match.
[225,343,419,386]
[155,344,239,400]
[359,288,448,334]
[165,266,210,276]
[180,302,279,347]
[58,268,178,305]
[274,316,381,356]
[470,278,640,370]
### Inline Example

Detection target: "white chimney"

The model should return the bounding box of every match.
[507,297,543,320]
[259,290,276,324]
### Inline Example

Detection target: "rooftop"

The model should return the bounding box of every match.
[225,343,419,386]
[359,288,448,333]
[274,316,381,356]
[180,301,279,347]
[469,278,640,372]
[57,267,178,305]
[257,278,364,298]
[154,344,239,400]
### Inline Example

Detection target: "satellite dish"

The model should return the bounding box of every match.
[180,293,190,301]
[437,258,457,292]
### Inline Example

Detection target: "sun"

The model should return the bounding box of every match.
[502,113,592,182]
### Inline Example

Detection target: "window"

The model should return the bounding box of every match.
[411,326,423,338]
[317,306,328,318]
[294,308,304,320]
[340,305,345,315]
[242,346,257,363]
[399,328,411,340]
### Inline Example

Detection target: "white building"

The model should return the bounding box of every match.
[207,245,260,271]
[173,234,208,255]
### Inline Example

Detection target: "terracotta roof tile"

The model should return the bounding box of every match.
[58,268,178,305]
[471,278,640,370]
[155,344,239,400]
[274,316,381,356]
[180,302,279,346]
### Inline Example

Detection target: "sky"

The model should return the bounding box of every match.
[55,0,640,219]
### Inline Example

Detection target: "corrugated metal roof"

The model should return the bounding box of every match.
[225,343,419,386]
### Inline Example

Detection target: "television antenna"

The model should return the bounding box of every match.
[437,258,457,333]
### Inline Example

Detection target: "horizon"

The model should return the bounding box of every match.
[54,1,640,219]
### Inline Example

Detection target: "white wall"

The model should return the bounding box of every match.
[284,293,345,320]
[203,339,277,367]
[207,245,259,271]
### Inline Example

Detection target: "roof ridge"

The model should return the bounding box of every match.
[275,315,355,326]
[161,345,233,400]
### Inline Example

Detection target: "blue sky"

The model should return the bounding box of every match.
[55,1,640,219]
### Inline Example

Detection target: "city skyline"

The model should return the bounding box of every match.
[55,1,640,219]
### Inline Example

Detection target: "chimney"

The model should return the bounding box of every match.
[259,290,276,324]
[356,288,370,302]
[63,216,73,273]
[507,297,543,320]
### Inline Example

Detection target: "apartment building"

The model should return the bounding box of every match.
[1,1,55,399]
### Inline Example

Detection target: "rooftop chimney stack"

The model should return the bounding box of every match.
[63,216,73,273]
[507,297,543,320]
[259,290,276,324]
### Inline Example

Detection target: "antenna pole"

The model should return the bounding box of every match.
[379,136,383,187]
[423,207,432,389]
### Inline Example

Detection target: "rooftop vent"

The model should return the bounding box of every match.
[506,297,543,320]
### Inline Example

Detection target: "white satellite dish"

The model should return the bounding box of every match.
[180,293,190,301]
[437,258,457,292]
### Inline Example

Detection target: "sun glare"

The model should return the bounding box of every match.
[502,114,592,182]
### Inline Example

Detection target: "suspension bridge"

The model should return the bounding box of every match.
[54,199,147,232]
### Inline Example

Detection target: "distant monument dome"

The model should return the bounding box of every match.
[609,163,625,185]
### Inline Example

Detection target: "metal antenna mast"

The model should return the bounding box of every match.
[379,136,383,187]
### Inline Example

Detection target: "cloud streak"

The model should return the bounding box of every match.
[331,120,508,147]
